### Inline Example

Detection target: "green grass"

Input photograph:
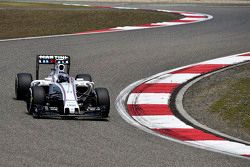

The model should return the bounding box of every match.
[210,77,250,129]
[0,2,182,39]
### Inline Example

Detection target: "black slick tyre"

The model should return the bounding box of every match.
[15,73,32,100]
[30,86,45,118]
[95,88,110,118]
[75,74,92,82]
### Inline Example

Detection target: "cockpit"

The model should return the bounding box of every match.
[48,63,69,83]
[49,84,63,100]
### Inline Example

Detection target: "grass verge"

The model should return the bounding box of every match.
[209,73,250,130]
[0,1,90,8]
[0,2,182,39]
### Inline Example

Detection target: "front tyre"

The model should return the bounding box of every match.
[30,86,45,118]
[15,73,32,100]
[95,88,110,118]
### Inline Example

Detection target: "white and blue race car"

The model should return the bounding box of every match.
[15,55,110,119]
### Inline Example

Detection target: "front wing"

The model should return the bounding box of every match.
[33,105,109,119]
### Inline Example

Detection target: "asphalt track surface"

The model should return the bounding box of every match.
[0,2,250,167]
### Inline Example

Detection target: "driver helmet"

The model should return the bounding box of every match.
[57,74,69,83]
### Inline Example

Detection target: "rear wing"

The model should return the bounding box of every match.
[36,55,71,79]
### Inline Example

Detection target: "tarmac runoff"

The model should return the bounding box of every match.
[115,52,250,159]
[4,0,248,160]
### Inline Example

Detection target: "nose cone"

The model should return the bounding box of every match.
[64,101,79,114]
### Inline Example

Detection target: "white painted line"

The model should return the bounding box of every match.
[112,26,150,30]
[150,22,169,26]
[187,140,250,155]
[127,93,171,105]
[181,13,208,17]
[162,22,186,26]
[133,115,193,129]
[113,7,138,10]
[163,10,190,14]
[0,33,80,42]
[63,3,89,7]
[156,9,170,12]
[198,55,250,65]
[180,17,205,21]
[146,74,200,84]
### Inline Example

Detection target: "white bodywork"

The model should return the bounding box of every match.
[31,64,94,114]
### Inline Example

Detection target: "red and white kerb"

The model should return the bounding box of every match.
[62,3,213,35]
[127,52,250,158]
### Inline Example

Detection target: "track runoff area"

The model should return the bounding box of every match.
[116,52,250,159]
[5,2,249,160]
[64,3,250,160]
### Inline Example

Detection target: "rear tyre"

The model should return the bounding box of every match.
[30,86,45,118]
[95,88,110,118]
[15,73,32,100]
[75,74,92,82]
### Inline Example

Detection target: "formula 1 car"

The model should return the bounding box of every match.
[15,55,110,119]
